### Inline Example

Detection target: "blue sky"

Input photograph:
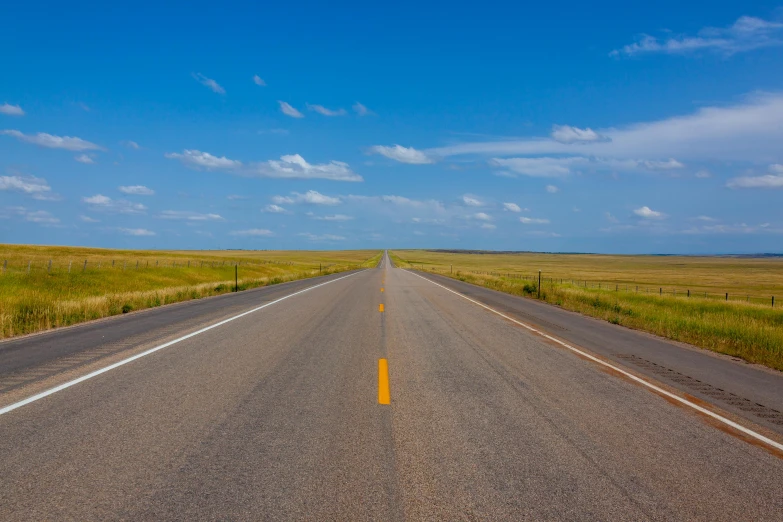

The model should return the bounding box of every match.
[2,1,783,254]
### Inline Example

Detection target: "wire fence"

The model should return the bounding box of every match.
[418,267,778,308]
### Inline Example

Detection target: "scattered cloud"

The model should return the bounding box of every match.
[250,154,362,181]
[121,140,140,149]
[230,228,274,237]
[370,144,434,164]
[82,194,146,214]
[278,101,304,118]
[0,175,56,200]
[193,73,225,94]
[429,93,783,165]
[551,125,607,143]
[634,206,666,219]
[252,75,266,86]
[520,216,550,224]
[353,102,372,116]
[299,233,346,241]
[165,149,242,170]
[119,228,156,236]
[727,164,783,188]
[0,206,60,225]
[462,195,483,207]
[696,215,717,222]
[75,154,95,164]
[472,212,493,221]
[490,157,584,177]
[158,210,224,221]
[227,194,249,200]
[263,204,287,213]
[315,214,353,221]
[503,202,523,212]
[546,184,559,193]
[480,223,497,230]
[605,212,619,223]
[642,159,684,170]
[80,215,100,223]
[272,190,341,206]
[695,169,712,178]
[1,130,102,151]
[307,104,346,116]
[0,103,24,116]
[119,185,155,196]
[611,15,783,57]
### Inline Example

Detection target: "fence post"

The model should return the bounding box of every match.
[659,288,662,296]
[2,260,6,274]
[48,259,52,273]
[773,296,775,308]
[83,259,87,272]
[235,264,238,292]
[112,260,115,267]
[538,270,541,299]
[687,289,690,298]
[136,260,139,269]
[68,261,72,273]
[27,260,31,274]
[726,292,728,301]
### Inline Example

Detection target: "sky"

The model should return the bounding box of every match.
[1,1,783,254]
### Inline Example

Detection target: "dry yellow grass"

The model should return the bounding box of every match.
[390,250,783,371]
[0,244,381,339]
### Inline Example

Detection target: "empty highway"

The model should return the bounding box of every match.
[0,252,782,520]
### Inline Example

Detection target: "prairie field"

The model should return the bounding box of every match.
[390,250,783,371]
[0,244,381,339]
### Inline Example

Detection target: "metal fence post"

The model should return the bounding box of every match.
[83,259,87,272]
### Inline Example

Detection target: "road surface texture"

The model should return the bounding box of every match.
[0,252,782,520]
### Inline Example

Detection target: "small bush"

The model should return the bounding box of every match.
[122,304,133,314]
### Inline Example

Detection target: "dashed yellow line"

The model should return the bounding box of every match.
[378,359,390,405]
[379,303,384,312]
[381,287,384,292]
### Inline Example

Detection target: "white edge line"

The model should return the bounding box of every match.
[0,270,365,416]
[404,269,783,453]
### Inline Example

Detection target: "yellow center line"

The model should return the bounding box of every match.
[378,359,390,405]
[381,287,384,292]
[379,303,384,312]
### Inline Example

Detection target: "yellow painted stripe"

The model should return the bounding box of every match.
[378,359,390,405]
[379,303,384,312]
[381,287,384,292]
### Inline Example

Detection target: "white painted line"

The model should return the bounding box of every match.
[0,270,365,417]
[404,269,783,453]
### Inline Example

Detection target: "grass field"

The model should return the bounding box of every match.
[0,245,381,339]
[390,250,783,371]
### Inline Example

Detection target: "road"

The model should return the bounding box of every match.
[0,251,782,520]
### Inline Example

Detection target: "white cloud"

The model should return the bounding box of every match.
[165,149,242,170]
[695,169,712,178]
[642,158,684,170]
[75,154,95,164]
[727,164,783,188]
[227,194,249,200]
[429,93,783,165]
[634,206,666,219]
[605,212,618,223]
[1,130,102,151]
[278,101,304,118]
[611,15,783,57]
[158,210,223,221]
[119,228,156,236]
[696,215,717,222]
[503,202,523,212]
[299,233,346,241]
[82,194,146,214]
[230,229,274,237]
[263,204,287,213]
[462,195,483,206]
[0,175,54,200]
[307,104,346,116]
[315,214,353,221]
[193,73,225,94]
[1,206,59,224]
[80,215,100,223]
[252,75,266,86]
[251,154,362,181]
[0,103,24,116]
[119,185,155,196]
[520,216,550,224]
[546,185,559,193]
[473,212,492,221]
[121,140,140,149]
[353,102,373,116]
[481,223,497,230]
[272,190,341,206]
[551,125,607,143]
[490,157,585,177]
[370,144,434,164]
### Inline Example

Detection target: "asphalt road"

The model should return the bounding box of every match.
[0,252,782,520]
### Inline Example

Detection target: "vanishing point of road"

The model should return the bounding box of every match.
[1,252,782,520]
